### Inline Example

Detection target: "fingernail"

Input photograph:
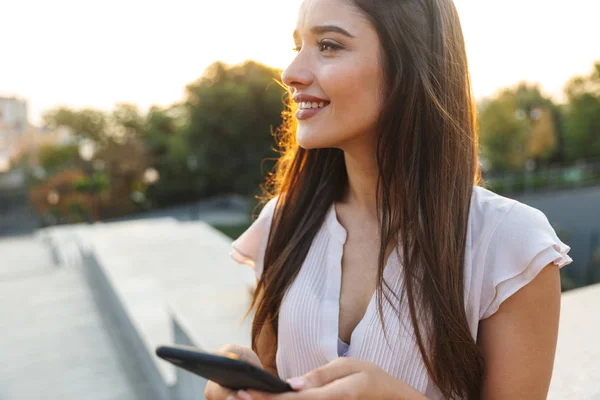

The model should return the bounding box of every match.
[286,377,305,390]
[237,390,253,400]
[226,395,236,400]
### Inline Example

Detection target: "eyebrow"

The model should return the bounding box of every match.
[293,25,356,40]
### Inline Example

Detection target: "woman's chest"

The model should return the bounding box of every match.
[337,235,386,343]
[276,229,406,356]
[274,232,432,391]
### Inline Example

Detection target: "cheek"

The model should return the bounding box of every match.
[296,62,383,150]
[323,64,382,137]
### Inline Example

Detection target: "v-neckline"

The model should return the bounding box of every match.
[323,202,398,359]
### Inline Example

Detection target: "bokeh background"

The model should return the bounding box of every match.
[1,1,599,399]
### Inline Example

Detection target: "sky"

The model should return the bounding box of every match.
[1,0,599,126]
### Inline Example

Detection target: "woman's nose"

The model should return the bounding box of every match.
[281,55,313,91]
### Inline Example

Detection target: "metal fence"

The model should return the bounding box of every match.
[483,158,600,196]
[0,187,39,236]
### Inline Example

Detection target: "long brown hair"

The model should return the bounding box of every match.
[247,0,485,398]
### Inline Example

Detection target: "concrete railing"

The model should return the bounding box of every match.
[82,250,173,400]
[42,215,254,400]
[169,310,210,399]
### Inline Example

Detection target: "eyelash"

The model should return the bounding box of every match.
[292,40,342,54]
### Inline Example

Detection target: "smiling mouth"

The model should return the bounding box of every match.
[298,101,330,110]
[295,102,330,121]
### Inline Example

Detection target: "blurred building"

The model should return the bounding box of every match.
[0,96,28,131]
[0,96,28,171]
[0,96,73,171]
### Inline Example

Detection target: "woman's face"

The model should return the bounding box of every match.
[282,0,384,150]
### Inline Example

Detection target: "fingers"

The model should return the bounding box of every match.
[244,360,368,400]
[246,385,339,400]
[248,375,365,400]
[299,358,364,390]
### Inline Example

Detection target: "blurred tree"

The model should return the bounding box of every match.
[33,60,289,216]
[37,144,80,174]
[29,169,94,224]
[478,83,560,172]
[92,138,149,218]
[142,105,198,206]
[528,107,557,162]
[514,84,561,166]
[42,107,109,145]
[39,104,151,219]
[563,62,600,161]
[478,91,529,171]
[110,103,146,143]
[144,106,181,162]
[72,173,110,221]
[43,103,147,145]
[183,60,285,197]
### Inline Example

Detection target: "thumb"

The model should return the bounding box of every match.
[286,358,363,390]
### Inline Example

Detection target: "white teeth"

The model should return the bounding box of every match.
[299,101,329,109]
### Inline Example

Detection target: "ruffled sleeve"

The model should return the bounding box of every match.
[479,202,573,320]
[229,196,278,280]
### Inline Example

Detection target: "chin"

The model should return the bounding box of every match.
[296,129,322,150]
[296,127,339,150]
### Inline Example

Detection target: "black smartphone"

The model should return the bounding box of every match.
[155,344,293,393]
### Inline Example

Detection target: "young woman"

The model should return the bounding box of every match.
[206,0,572,399]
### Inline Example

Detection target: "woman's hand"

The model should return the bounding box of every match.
[233,357,427,400]
[204,344,263,400]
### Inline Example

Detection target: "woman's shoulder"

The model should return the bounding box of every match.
[469,186,572,320]
[469,185,564,243]
[229,195,279,279]
[470,185,518,222]
[468,185,567,257]
[469,185,531,242]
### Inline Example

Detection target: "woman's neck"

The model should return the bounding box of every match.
[339,140,380,222]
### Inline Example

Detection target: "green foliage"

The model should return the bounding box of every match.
[142,105,198,206]
[183,61,285,197]
[42,103,146,145]
[478,83,564,173]
[478,91,530,171]
[137,60,287,207]
[38,105,150,220]
[38,144,80,173]
[563,62,600,161]
[111,103,146,142]
[211,222,253,240]
[72,173,110,195]
[42,107,109,144]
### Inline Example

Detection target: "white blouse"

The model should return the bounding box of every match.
[230,186,572,399]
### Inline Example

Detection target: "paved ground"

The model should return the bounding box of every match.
[548,283,600,400]
[0,235,157,400]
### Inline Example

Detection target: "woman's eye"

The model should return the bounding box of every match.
[291,40,342,54]
[318,40,342,53]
